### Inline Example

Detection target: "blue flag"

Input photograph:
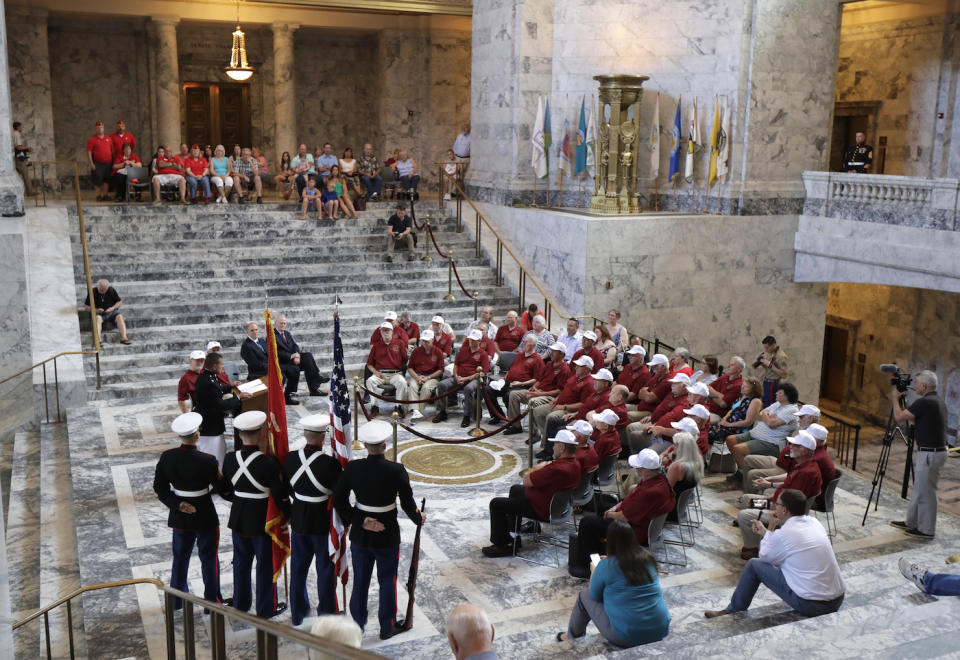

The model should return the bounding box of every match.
[543,98,552,176]
[668,96,682,184]
[574,97,587,176]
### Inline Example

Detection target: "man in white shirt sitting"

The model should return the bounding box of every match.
[705,489,845,618]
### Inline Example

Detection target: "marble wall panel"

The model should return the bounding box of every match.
[0,228,35,436]
[426,30,472,173]
[376,29,430,168]
[6,7,56,169]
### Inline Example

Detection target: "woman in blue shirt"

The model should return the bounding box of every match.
[559,519,670,648]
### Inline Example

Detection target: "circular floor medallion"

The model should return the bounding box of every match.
[397,439,519,485]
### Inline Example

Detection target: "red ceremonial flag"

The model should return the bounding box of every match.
[263,310,291,587]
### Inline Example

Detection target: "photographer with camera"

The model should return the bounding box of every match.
[753,336,789,406]
[889,370,948,540]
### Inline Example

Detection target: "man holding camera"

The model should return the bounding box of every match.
[890,370,948,540]
[754,335,789,406]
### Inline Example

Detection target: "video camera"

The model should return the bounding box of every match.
[880,364,912,393]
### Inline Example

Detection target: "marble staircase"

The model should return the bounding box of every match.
[70,202,516,399]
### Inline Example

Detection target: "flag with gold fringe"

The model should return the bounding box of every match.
[263,310,291,588]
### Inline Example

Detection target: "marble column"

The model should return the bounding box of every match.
[0,1,24,216]
[377,29,430,166]
[272,23,298,159]
[152,17,181,150]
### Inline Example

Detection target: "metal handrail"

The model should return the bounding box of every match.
[14,578,385,660]
[0,161,101,424]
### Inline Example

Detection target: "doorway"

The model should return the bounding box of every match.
[820,324,849,403]
[830,101,882,172]
[183,83,251,150]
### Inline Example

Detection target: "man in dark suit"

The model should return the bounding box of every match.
[274,315,328,404]
[240,322,269,379]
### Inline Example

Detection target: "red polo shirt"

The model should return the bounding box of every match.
[495,324,526,352]
[772,459,823,502]
[177,370,200,403]
[618,362,651,393]
[366,335,406,371]
[620,474,675,545]
[592,429,621,458]
[556,373,593,406]
[184,156,208,177]
[812,445,837,509]
[370,325,409,347]
[697,424,710,455]
[670,365,694,377]
[575,386,611,420]
[407,344,444,376]
[113,152,140,171]
[571,347,604,374]
[655,404,688,430]
[637,372,671,412]
[535,359,570,392]
[650,390,686,424]
[434,332,453,357]
[505,351,544,383]
[156,156,180,175]
[87,134,114,163]
[458,336,496,360]
[526,456,582,519]
[708,373,743,414]
[399,321,420,341]
[575,445,599,473]
[454,345,490,378]
[601,403,629,430]
[109,130,136,154]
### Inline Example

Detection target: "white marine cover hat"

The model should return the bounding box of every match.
[358,419,392,445]
[171,412,203,437]
[234,410,267,431]
[299,414,329,433]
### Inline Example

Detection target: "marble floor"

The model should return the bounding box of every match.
[49,388,960,660]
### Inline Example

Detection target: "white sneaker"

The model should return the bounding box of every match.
[410,410,423,420]
[443,193,451,200]
[899,557,929,593]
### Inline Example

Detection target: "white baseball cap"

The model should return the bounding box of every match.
[171,412,203,437]
[795,404,821,418]
[594,409,620,426]
[627,345,647,356]
[647,354,669,367]
[566,420,593,435]
[384,311,398,321]
[189,350,205,360]
[594,368,614,382]
[467,328,483,341]
[573,355,595,369]
[628,448,661,470]
[549,342,567,352]
[668,372,691,385]
[299,414,329,433]
[806,423,828,442]
[420,329,435,342]
[553,429,579,446]
[358,419,392,445]
[582,330,598,342]
[686,382,710,397]
[431,315,445,324]
[206,341,221,351]
[234,410,267,431]
[787,430,816,452]
[683,403,711,420]
[379,321,393,330]
[670,417,700,436]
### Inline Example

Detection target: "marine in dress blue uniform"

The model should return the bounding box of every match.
[221,410,290,618]
[283,414,343,625]
[153,412,233,608]
[194,353,244,469]
[332,420,425,640]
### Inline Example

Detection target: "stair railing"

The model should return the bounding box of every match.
[0,162,101,423]
[14,578,384,660]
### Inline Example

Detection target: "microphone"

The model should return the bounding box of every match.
[879,364,900,374]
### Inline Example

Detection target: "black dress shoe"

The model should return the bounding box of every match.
[285,395,299,406]
[317,375,331,384]
[504,425,524,435]
[481,543,516,558]
[432,411,448,423]
[460,417,472,428]
[266,602,287,618]
[379,621,409,640]
[370,405,380,417]
[309,389,322,397]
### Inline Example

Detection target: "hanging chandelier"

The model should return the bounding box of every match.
[225,0,253,81]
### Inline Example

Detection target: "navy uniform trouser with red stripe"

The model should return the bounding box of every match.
[290,531,338,625]
[170,528,222,608]
[349,545,400,636]
[232,533,276,617]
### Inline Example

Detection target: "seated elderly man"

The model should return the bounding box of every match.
[504,342,569,435]
[618,345,651,407]
[747,424,836,506]
[446,604,496,660]
[433,329,490,427]
[567,448,675,579]
[371,311,410,347]
[522,314,555,357]
[531,356,594,450]
[465,306,498,340]
[641,387,712,453]
[725,382,800,481]
[556,318,582,362]
[430,315,454,358]
[632,354,672,417]
[706,489,844,619]
[733,430,823,559]
[591,409,623,458]
[366,322,409,417]
[84,278,132,344]
[707,356,746,420]
[482,431,581,558]
[398,311,420,349]
[625,372,691,451]
[485,334,542,422]
[570,331,603,374]
[274,315,327,404]
[177,350,206,413]
[568,422,599,474]
[406,329,445,420]
[587,383,629,431]
[495,310,525,354]
[539,365,613,459]
[741,404,822,492]
[458,322,498,365]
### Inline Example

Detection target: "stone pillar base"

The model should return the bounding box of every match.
[0,173,25,216]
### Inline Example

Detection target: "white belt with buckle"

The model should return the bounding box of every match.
[293,492,329,503]
[849,161,865,166]
[234,491,270,499]
[173,486,212,498]
[357,502,397,513]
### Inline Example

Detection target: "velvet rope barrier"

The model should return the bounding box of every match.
[397,407,530,445]
[410,198,425,231]
[481,383,512,422]
[356,391,373,421]
[357,378,471,405]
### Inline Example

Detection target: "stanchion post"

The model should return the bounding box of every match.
[421,220,432,261]
[473,291,479,320]
[527,415,534,470]
[352,376,363,450]
[438,164,443,209]
[468,368,485,438]
[391,411,399,461]
[475,211,482,258]
[444,248,456,301]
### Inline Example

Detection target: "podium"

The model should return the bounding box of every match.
[232,377,268,450]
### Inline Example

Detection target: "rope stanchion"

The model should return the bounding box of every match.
[481,382,512,422]
[356,391,374,421]
[358,379,469,405]
[397,407,531,444]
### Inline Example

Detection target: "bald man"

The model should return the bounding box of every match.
[446,603,497,660]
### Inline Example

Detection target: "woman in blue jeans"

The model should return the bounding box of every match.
[558,519,670,648]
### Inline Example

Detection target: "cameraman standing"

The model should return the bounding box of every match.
[890,370,948,540]
[754,336,789,406]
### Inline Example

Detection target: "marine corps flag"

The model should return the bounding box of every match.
[263,310,291,587]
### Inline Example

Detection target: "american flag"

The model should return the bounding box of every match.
[328,313,352,599]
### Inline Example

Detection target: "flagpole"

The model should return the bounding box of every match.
[533,175,538,207]
[577,176,581,207]
[654,178,659,211]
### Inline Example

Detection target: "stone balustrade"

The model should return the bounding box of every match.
[802,171,960,231]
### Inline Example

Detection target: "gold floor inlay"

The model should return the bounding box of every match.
[395,439,519,485]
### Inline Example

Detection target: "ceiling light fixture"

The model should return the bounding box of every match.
[225,0,253,81]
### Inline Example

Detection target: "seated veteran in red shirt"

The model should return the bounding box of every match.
[735,431,823,559]
[646,406,711,456]
[806,423,837,509]
[570,331,604,375]
[111,142,142,201]
[485,334,543,422]
[177,350,207,413]
[458,321,498,364]
[591,409,623,458]
[365,322,409,416]
[540,367,613,459]
[370,310,409,347]
[567,422,599,473]
[182,143,212,202]
[430,315,454,357]
[151,145,187,203]
[669,347,694,378]
[587,383,630,433]
[433,329,490,427]
[568,448,675,578]
[405,329,445,420]
[482,432,582,558]
[532,355,594,450]
[634,354,672,416]
[495,310,526,353]
[505,342,570,435]
[625,373,689,448]
[398,310,420,347]
[618,345,651,405]
[707,356,745,418]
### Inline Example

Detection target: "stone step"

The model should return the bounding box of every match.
[6,431,41,659]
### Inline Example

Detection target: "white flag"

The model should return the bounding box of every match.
[684,97,700,184]
[532,96,547,179]
[586,95,597,179]
[717,96,731,180]
[649,92,661,180]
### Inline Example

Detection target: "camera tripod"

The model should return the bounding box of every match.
[862,397,914,526]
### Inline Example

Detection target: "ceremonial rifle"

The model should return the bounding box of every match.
[402,498,426,630]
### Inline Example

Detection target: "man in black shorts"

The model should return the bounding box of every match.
[84,278,131,344]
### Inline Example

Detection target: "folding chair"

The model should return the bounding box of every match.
[571,467,597,526]
[512,489,574,568]
[125,166,150,201]
[647,513,682,568]
[811,470,842,541]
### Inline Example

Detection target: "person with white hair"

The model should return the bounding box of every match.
[84,278,131,344]
[309,614,363,651]
[446,603,497,659]
[433,329,491,427]
[522,314,556,357]
[465,306,498,340]
[365,322,409,417]
[890,369,948,540]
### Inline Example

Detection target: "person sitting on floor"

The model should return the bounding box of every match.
[705,489,844,619]
[482,431,581,558]
[559,519,670,649]
[899,557,960,597]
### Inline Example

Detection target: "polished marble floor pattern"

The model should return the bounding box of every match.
[59,393,960,659]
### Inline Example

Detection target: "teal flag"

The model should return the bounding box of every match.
[543,98,552,176]
[574,97,587,176]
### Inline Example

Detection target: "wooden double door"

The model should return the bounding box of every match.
[184,83,251,150]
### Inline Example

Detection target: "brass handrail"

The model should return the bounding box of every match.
[12,578,163,630]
